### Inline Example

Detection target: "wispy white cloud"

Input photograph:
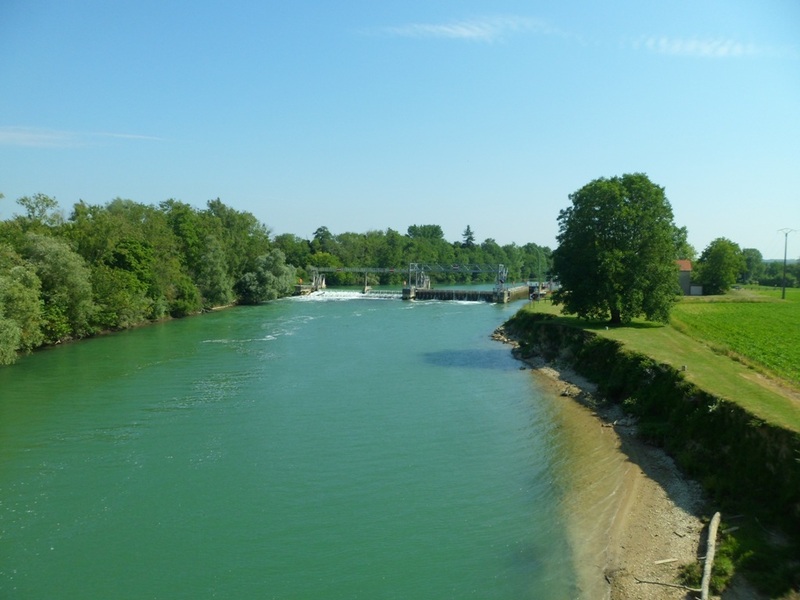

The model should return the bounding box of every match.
[0,126,164,148]
[378,16,562,43]
[632,36,796,59]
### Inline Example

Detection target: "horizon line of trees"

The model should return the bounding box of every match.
[274,223,552,287]
[0,193,553,366]
[1,190,797,363]
[693,238,799,294]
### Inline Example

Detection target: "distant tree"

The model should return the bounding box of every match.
[196,235,235,307]
[551,173,680,324]
[696,238,745,295]
[204,198,271,282]
[761,260,799,288]
[520,244,550,283]
[160,199,207,273]
[741,248,765,284]
[235,249,296,304]
[167,274,203,317]
[0,245,44,352]
[480,238,503,260]
[90,263,153,329]
[502,243,523,281]
[0,313,20,365]
[273,233,312,269]
[406,224,444,240]
[16,193,64,230]
[673,225,696,261]
[311,226,336,254]
[789,261,800,288]
[336,232,369,270]
[22,233,95,342]
[377,228,408,283]
[462,225,476,248]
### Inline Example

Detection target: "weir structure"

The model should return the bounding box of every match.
[297,263,530,304]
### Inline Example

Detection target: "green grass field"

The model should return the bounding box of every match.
[670,288,800,387]
[522,286,800,432]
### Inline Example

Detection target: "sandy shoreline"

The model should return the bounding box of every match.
[535,364,707,599]
[493,330,711,599]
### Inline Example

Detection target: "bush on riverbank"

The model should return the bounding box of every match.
[503,309,800,595]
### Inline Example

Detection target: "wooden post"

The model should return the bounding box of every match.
[701,512,722,600]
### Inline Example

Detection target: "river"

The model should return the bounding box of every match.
[0,290,615,598]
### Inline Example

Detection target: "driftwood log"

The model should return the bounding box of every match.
[701,512,722,600]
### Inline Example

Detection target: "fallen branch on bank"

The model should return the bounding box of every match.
[633,576,701,593]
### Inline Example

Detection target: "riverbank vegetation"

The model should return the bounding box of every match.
[0,194,298,364]
[507,288,800,596]
[275,223,551,287]
[0,193,553,365]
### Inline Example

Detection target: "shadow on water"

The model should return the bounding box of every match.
[421,348,520,370]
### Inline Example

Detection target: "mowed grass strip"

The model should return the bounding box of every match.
[521,287,800,433]
[670,289,800,387]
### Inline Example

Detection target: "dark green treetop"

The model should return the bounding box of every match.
[551,173,681,324]
[696,237,745,294]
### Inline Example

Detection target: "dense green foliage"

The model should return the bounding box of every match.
[276,224,552,288]
[0,195,296,364]
[741,247,765,283]
[695,237,746,295]
[0,194,551,365]
[759,258,800,289]
[693,239,800,291]
[551,173,682,324]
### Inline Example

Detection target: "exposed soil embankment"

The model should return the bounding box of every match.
[497,311,800,597]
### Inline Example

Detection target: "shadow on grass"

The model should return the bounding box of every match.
[545,315,667,331]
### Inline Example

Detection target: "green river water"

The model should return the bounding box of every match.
[0,291,624,598]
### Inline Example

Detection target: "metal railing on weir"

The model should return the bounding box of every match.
[309,264,510,291]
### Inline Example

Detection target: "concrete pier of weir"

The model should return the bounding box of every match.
[401,285,529,303]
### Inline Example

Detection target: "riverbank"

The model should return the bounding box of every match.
[532,358,707,598]
[493,329,712,599]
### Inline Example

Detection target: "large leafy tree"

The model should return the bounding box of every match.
[196,199,272,294]
[195,235,235,307]
[696,237,745,295]
[741,248,765,284]
[551,173,680,324]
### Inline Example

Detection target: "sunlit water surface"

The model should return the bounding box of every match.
[0,292,623,598]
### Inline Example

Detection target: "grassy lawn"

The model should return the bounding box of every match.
[520,288,800,433]
[670,287,800,386]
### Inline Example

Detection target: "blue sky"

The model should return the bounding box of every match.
[1,1,798,258]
